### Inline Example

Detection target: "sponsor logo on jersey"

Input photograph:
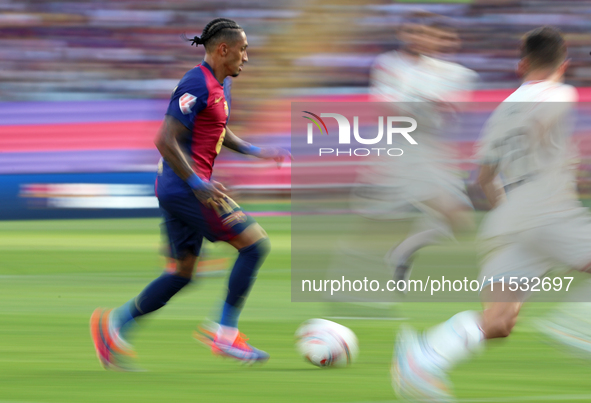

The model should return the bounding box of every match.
[179,93,197,114]
[214,96,223,104]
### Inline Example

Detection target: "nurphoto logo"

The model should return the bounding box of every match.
[302,112,418,157]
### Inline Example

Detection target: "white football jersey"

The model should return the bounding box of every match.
[370,51,477,146]
[476,81,578,187]
[354,51,477,217]
[370,51,476,104]
[477,81,581,239]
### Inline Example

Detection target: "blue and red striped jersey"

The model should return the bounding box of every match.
[158,61,232,195]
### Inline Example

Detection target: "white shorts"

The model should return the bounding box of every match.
[350,162,472,220]
[481,211,591,283]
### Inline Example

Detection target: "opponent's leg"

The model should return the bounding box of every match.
[387,215,449,265]
[521,217,591,356]
[393,311,484,402]
[534,224,591,355]
[386,214,453,289]
[537,287,591,357]
[386,196,473,289]
[393,285,522,401]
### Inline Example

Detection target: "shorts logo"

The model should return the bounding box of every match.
[179,93,197,114]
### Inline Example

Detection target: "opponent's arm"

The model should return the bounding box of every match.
[478,163,506,209]
[223,127,292,167]
[155,115,226,203]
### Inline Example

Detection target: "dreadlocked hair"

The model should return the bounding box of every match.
[184,18,242,50]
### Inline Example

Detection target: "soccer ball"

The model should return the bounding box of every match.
[295,318,359,367]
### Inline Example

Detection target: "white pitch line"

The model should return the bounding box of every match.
[325,316,408,321]
[341,394,591,403]
[0,401,50,403]
[457,395,591,402]
[0,273,153,279]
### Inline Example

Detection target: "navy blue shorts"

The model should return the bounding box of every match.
[158,190,257,259]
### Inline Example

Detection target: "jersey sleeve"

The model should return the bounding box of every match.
[475,85,578,167]
[529,84,578,132]
[165,69,209,131]
[439,63,479,103]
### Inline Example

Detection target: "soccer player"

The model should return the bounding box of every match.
[393,26,586,401]
[91,18,290,370]
[366,17,477,285]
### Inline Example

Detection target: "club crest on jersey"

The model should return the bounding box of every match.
[179,93,197,115]
[223,101,229,117]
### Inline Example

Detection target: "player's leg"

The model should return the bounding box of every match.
[386,213,452,282]
[416,286,522,369]
[393,240,538,400]
[110,208,200,333]
[218,223,269,331]
[481,288,523,338]
[393,286,522,401]
[193,196,270,362]
[199,223,270,362]
[393,311,482,402]
[109,252,196,337]
[91,210,199,370]
[537,285,591,357]
[164,239,230,278]
[533,214,591,354]
[386,191,473,285]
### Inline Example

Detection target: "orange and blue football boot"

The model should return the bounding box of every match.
[194,323,269,364]
[90,308,138,371]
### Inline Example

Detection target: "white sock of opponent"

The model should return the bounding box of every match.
[421,311,485,372]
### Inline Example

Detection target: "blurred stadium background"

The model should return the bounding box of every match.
[4,0,591,220]
[3,1,591,402]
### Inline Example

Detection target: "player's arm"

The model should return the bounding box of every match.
[477,163,506,209]
[223,127,292,168]
[155,115,226,203]
[155,115,196,181]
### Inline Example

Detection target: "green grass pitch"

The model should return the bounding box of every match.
[0,216,590,403]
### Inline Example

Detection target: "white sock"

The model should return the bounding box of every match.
[217,325,239,345]
[422,311,485,371]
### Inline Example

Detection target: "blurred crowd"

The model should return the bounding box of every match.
[2,0,591,106]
